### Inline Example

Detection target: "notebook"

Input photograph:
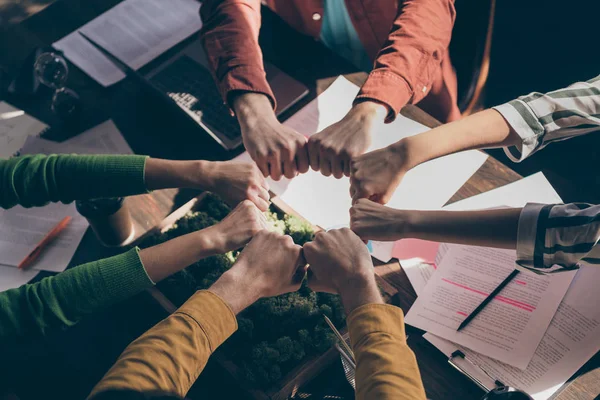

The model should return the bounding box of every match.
[0,101,50,158]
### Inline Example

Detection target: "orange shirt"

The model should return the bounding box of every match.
[200,0,460,123]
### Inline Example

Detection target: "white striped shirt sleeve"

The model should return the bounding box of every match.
[493,75,600,162]
[516,203,600,274]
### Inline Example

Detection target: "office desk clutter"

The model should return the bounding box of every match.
[3,1,600,399]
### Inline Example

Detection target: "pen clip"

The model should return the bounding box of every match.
[448,350,492,392]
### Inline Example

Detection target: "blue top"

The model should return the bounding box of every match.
[320,0,373,72]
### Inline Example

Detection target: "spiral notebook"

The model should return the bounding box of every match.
[0,101,50,158]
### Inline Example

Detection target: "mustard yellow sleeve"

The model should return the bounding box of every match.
[348,304,427,400]
[88,290,238,399]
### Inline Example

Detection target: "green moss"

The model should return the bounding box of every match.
[140,193,344,388]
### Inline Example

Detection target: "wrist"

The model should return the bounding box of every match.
[208,266,259,315]
[389,138,419,172]
[339,273,383,315]
[350,101,387,123]
[233,92,276,129]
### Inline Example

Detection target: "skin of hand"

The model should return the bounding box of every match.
[307,101,387,179]
[303,228,383,314]
[208,230,307,314]
[199,161,270,211]
[233,92,309,181]
[350,198,412,241]
[207,200,270,253]
[144,158,270,211]
[349,140,411,204]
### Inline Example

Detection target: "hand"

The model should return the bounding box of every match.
[209,200,269,253]
[234,93,309,181]
[350,199,411,241]
[209,231,306,314]
[303,228,382,313]
[202,161,270,211]
[307,101,386,179]
[349,140,410,204]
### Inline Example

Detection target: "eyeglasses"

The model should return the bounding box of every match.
[448,350,533,400]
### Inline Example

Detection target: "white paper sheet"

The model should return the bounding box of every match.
[0,120,132,275]
[0,265,40,292]
[401,173,562,295]
[405,245,576,369]
[424,263,600,400]
[0,203,89,272]
[236,77,488,261]
[53,0,202,86]
[0,101,48,158]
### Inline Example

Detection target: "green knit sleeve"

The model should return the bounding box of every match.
[0,247,154,340]
[0,154,148,209]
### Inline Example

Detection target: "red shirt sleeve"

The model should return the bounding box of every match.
[355,0,456,122]
[200,0,277,110]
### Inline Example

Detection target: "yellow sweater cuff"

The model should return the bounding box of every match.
[176,290,238,351]
[347,303,407,348]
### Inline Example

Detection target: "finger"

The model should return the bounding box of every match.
[352,187,372,205]
[257,186,270,202]
[282,157,297,179]
[255,156,269,178]
[342,158,351,177]
[268,153,283,181]
[308,139,320,171]
[331,155,344,179]
[251,195,270,212]
[319,149,332,177]
[256,172,270,191]
[295,143,310,174]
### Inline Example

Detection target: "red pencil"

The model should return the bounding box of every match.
[18,216,72,270]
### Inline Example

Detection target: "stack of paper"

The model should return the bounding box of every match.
[236,77,489,261]
[398,173,600,399]
[0,120,133,291]
[53,0,202,86]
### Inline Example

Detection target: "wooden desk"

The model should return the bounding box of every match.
[0,1,598,399]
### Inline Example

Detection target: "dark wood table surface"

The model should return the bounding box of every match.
[1,1,598,399]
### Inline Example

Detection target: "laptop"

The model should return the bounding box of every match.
[80,33,309,150]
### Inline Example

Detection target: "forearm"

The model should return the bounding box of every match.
[397,109,521,171]
[0,248,152,340]
[88,290,238,400]
[405,208,522,249]
[348,304,426,400]
[0,154,147,209]
[144,158,218,192]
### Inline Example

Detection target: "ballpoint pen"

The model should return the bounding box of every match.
[18,216,72,270]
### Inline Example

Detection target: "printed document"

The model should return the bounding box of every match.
[0,120,132,284]
[0,101,48,158]
[405,244,576,369]
[424,263,600,400]
[236,77,488,261]
[53,0,202,86]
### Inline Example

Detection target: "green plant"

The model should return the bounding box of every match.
[140,193,345,387]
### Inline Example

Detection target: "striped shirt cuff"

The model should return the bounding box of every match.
[515,203,545,273]
[493,102,545,162]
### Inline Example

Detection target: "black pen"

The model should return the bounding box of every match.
[457,269,520,332]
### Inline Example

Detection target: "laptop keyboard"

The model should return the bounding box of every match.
[150,56,242,141]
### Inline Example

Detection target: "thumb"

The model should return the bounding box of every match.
[352,187,372,204]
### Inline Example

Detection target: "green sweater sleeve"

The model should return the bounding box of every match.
[0,248,154,340]
[0,154,148,209]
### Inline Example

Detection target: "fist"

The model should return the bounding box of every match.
[232,231,307,298]
[303,228,374,294]
[207,161,270,211]
[212,200,269,253]
[350,198,409,241]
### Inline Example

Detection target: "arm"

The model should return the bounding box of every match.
[350,199,600,273]
[199,0,274,110]
[350,75,600,204]
[1,155,269,210]
[355,0,456,122]
[308,0,456,179]
[0,201,267,341]
[304,229,426,400]
[88,231,305,399]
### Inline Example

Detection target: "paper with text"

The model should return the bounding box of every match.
[236,77,488,261]
[0,120,132,279]
[0,102,48,158]
[0,265,40,292]
[53,0,202,86]
[405,245,576,369]
[424,263,600,399]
